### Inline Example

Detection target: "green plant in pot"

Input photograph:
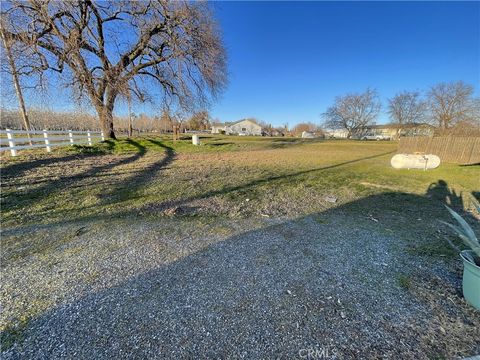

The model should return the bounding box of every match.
[441,201,480,310]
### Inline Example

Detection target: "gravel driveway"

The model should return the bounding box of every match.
[2,192,479,359]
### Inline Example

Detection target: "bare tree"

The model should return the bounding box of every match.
[2,0,227,139]
[427,81,478,132]
[387,91,426,139]
[158,109,174,133]
[0,107,99,130]
[0,17,47,142]
[292,122,322,136]
[260,121,274,136]
[322,88,381,138]
[187,110,210,131]
[1,29,31,145]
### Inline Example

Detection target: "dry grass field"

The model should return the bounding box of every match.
[2,136,478,226]
[1,136,479,358]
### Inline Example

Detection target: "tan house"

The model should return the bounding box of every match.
[211,119,263,136]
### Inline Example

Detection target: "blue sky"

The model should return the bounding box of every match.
[209,1,479,126]
[2,1,478,127]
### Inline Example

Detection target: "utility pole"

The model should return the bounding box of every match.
[1,24,32,144]
[127,94,133,138]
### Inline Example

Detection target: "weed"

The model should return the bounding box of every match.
[398,274,412,289]
[0,318,30,351]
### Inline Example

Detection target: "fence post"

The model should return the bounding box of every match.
[68,130,74,145]
[6,129,17,157]
[100,131,105,141]
[43,129,51,152]
[87,130,92,146]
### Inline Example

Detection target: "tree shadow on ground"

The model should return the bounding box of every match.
[1,151,108,180]
[98,139,176,205]
[2,184,479,358]
[207,142,234,147]
[142,150,395,212]
[1,139,149,211]
[270,138,306,143]
[265,138,324,149]
[0,149,401,230]
[472,192,480,202]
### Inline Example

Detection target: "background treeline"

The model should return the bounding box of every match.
[1,81,479,137]
[321,81,480,138]
[0,108,211,134]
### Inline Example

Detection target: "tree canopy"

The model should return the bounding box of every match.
[322,88,381,138]
[1,0,227,138]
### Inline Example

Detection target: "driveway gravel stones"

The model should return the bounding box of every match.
[2,208,479,359]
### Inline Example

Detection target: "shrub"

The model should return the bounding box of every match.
[441,199,480,265]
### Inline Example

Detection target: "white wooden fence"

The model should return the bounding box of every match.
[0,129,105,157]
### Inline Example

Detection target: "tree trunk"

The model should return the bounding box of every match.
[96,89,117,140]
[127,96,133,138]
[97,105,116,140]
[1,28,32,145]
[395,127,402,140]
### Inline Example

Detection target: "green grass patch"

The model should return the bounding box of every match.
[0,317,30,351]
[2,136,479,241]
[406,238,463,259]
[398,274,412,290]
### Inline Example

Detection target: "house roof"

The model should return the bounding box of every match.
[228,119,261,126]
[212,119,261,128]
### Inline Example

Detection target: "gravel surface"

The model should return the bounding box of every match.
[2,207,479,359]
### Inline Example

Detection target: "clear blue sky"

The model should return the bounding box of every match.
[209,1,479,126]
[2,1,478,127]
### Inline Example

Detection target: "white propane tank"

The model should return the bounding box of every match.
[391,154,440,170]
[192,134,200,145]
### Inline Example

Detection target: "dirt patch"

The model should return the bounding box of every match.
[409,273,480,358]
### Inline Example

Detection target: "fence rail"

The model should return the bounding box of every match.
[0,129,104,157]
[398,136,480,164]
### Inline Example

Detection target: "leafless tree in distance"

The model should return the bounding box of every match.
[387,91,426,139]
[427,81,479,132]
[2,0,227,139]
[322,88,381,138]
[292,122,322,136]
[187,110,210,131]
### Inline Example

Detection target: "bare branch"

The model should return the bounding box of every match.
[322,88,381,138]
[2,0,227,139]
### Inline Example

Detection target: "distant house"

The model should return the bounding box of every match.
[211,123,226,134]
[301,131,316,138]
[361,123,434,139]
[324,129,349,139]
[324,123,434,139]
[211,119,263,136]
